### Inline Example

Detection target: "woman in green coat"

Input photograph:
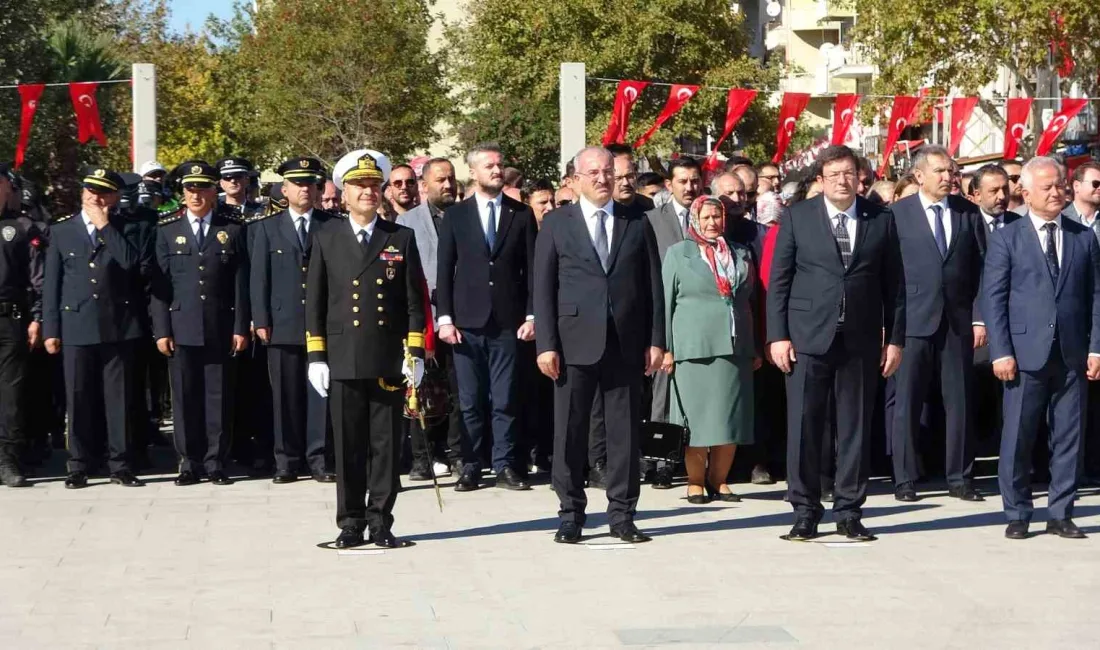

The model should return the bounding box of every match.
[661,196,761,504]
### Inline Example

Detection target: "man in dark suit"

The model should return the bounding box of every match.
[43,168,148,489]
[436,143,536,492]
[251,158,337,484]
[151,162,249,487]
[534,146,664,544]
[767,145,905,542]
[983,156,1100,540]
[306,150,428,549]
[889,145,985,502]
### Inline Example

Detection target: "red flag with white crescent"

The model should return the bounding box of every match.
[1003,98,1033,160]
[702,88,757,171]
[633,84,699,149]
[772,92,811,164]
[601,80,650,146]
[15,84,45,168]
[878,95,920,177]
[947,97,979,157]
[1035,98,1088,156]
[830,94,861,146]
[69,81,107,147]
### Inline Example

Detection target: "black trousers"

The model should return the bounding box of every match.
[891,318,974,487]
[169,344,235,473]
[409,341,464,467]
[129,339,159,452]
[750,363,787,476]
[518,339,554,468]
[332,377,403,533]
[786,331,878,521]
[268,344,329,473]
[552,325,642,528]
[62,341,135,473]
[232,340,273,466]
[452,322,519,473]
[0,315,27,461]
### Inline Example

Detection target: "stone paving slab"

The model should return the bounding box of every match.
[2,463,1099,649]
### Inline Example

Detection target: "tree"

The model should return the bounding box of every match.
[848,0,1100,156]
[447,0,785,178]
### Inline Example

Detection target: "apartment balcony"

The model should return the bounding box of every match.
[827,44,875,79]
[787,0,849,31]
[782,73,829,97]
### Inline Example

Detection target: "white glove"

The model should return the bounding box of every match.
[308,362,330,398]
[402,356,425,388]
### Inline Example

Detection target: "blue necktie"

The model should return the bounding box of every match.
[195,218,205,249]
[931,204,947,258]
[485,201,497,250]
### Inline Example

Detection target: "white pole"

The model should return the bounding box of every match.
[131,63,157,171]
[559,62,586,176]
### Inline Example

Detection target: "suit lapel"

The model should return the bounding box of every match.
[1056,226,1076,296]
[565,204,604,273]
[606,202,628,272]
[816,197,846,272]
[278,211,302,254]
[848,200,871,267]
[358,222,390,279]
[491,200,514,258]
[944,201,962,262]
[1024,222,1057,290]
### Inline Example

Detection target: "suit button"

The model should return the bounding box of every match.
[92,294,99,299]
[376,279,383,285]
[201,295,206,301]
[489,261,494,266]
[301,284,306,289]
[90,279,97,284]
[199,265,205,271]
[301,267,307,272]
[376,293,383,299]
[377,306,384,312]
[378,320,385,326]
[89,262,96,268]
[199,280,204,285]
[301,300,306,305]
[353,280,360,287]
[1050,323,1055,328]
[352,306,359,313]
[489,281,494,286]
[64,306,70,311]
[277,250,283,254]
[353,320,360,327]
[199,252,204,257]
[352,293,359,300]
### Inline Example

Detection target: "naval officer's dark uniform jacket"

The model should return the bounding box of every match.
[43,211,147,473]
[151,206,249,474]
[305,216,427,535]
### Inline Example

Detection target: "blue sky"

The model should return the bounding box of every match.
[169,0,236,34]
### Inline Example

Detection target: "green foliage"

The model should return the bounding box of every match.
[447,0,782,177]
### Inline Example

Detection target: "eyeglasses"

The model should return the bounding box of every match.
[390,180,414,188]
[823,171,859,181]
[760,174,780,182]
[581,169,613,180]
[1008,175,1021,183]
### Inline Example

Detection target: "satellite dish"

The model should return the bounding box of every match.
[766,1,782,18]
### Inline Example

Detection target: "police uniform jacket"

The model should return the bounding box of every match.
[151,208,249,347]
[43,212,147,345]
[305,217,427,380]
[0,211,44,322]
[251,209,339,345]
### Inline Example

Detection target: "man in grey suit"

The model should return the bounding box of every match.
[396,158,464,480]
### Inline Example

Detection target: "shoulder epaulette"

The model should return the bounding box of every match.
[50,213,75,225]
[246,211,275,224]
[216,205,244,223]
[158,208,184,227]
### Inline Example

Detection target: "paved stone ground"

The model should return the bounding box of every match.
[2,450,1100,649]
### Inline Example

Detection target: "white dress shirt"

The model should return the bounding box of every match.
[187,211,212,239]
[1030,213,1062,264]
[980,210,1004,233]
[475,192,503,239]
[671,199,691,235]
[823,197,857,243]
[918,192,952,246]
[579,195,615,250]
[349,216,377,243]
[289,206,313,234]
[80,211,99,245]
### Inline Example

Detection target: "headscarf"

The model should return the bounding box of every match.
[687,196,738,299]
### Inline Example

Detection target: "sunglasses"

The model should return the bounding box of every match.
[556,200,573,207]
[1084,180,1100,190]
[1008,175,1021,183]
[390,180,414,188]
[222,174,246,182]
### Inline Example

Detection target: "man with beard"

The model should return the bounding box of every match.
[397,158,466,480]
[1001,160,1026,216]
[387,164,419,218]
[321,180,341,213]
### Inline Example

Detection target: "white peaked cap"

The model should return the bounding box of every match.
[332,149,392,189]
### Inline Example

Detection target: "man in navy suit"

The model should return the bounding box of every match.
[983,156,1100,540]
[888,145,985,502]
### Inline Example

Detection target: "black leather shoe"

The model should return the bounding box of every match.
[836,518,876,541]
[822,489,835,503]
[948,483,984,502]
[312,471,336,483]
[208,470,234,486]
[408,462,432,481]
[109,470,145,487]
[64,471,88,489]
[894,482,919,502]
[0,462,30,488]
[1005,520,1029,540]
[750,464,775,485]
[686,489,709,505]
[587,462,607,489]
[272,470,297,484]
[609,522,652,543]
[553,522,582,544]
[784,517,818,541]
[372,529,400,548]
[1046,518,1086,539]
[706,483,741,502]
[174,470,199,486]
[454,469,480,492]
[334,527,365,548]
[651,466,673,490]
[496,467,531,491]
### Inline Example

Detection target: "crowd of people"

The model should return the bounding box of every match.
[0,137,1098,548]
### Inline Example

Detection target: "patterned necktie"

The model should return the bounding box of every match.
[594,209,610,272]
[297,217,308,250]
[195,218,205,249]
[1043,222,1059,284]
[931,204,947,258]
[485,201,497,250]
[834,213,852,268]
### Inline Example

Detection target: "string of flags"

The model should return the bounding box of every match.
[9,81,121,168]
[597,79,1095,172]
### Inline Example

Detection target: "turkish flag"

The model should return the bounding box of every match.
[947,97,979,157]
[772,92,811,163]
[633,84,699,149]
[877,95,920,177]
[601,80,650,146]
[831,94,860,146]
[1003,98,1033,160]
[15,84,45,169]
[69,82,107,147]
[1035,98,1088,156]
[702,89,757,171]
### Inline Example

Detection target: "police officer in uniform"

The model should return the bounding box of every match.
[43,168,148,488]
[151,162,250,486]
[0,163,44,487]
[306,151,427,549]
[251,157,338,483]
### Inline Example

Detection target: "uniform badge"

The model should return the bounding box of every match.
[94,169,106,178]
[385,267,396,280]
[217,231,229,244]
[175,235,187,245]
[191,165,202,174]
[1,226,15,242]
